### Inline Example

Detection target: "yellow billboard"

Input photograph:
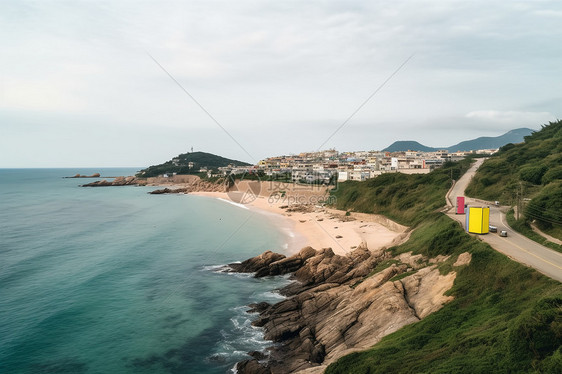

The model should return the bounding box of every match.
[466,207,490,234]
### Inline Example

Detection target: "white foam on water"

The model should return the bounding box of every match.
[258,290,286,301]
[201,264,228,272]
[211,303,273,366]
[282,227,295,238]
[202,264,257,277]
[217,198,250,210]
[228,272,254,278]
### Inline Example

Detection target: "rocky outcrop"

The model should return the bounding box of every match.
[144,175,225,193]
[65,173,101,178]
[234,247,459,374]
[149,187,189,194]
[81,176,145,187]
[453,252,472,267]
[189,179,225,192]
[398,267,455,319]
[229,251,287,274]
[80,175,224,191]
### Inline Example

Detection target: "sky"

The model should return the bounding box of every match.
[1,1,561,167]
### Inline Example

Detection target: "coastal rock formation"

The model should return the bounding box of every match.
[81,176,144,187]
[65,173,101,178]
[149,187,189,194]
[81,174,226,192]
[146,177,226,193]
[234,246,461,373]
[229,251,287,274]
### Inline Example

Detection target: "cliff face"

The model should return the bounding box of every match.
[231,246,465,374]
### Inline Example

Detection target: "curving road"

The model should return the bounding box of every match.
[446,158,562,282]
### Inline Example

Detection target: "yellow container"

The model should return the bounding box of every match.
[466,207,489,234]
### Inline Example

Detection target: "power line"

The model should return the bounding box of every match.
[316,54,415,151]
[524,205,562,219]
[522,209,562,225]
[523,203,562,217]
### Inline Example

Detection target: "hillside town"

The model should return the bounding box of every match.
[218,148,498,184]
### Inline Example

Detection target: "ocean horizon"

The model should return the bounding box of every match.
[0,168,292,373]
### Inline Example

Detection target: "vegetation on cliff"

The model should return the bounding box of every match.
[331,158,473,226]
[326,215,562,373]
[324,151,561,373]
[136,151,251,178]
[466,120,562,239]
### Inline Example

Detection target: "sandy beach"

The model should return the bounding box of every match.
[192,191,408,256]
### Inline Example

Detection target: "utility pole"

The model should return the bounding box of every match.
[517,182,523,220]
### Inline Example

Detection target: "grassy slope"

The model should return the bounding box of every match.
[465,120,562,240]
[326,215,562,373]
[325,158,561,373]
[331,158,473,226]
[506,209,562,253]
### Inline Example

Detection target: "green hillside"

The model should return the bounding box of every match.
[136,151,252,178]
[466,120,562,238]
[331,158,473,226]
[327,215,561,374]
[326,156,561,372]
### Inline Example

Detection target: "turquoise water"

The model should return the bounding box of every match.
[0,169,291,373]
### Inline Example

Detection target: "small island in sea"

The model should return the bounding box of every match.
[64,173,101,178]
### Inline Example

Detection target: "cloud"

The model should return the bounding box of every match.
[465,110,556,126]
[1,1,561,166]
[533,9,562,18]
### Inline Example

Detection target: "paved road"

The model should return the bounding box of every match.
[446,158,562,283]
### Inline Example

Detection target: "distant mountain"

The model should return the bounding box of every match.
[384,128,534,152]
[137,151,252,178]
[447,128,535,152]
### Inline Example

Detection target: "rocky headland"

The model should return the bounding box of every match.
[228,245,470,374]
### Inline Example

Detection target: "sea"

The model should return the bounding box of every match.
[0,168,296,374]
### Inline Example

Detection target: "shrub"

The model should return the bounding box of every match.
[508,297,562,366]
[525,182,562,229]
[542,165,562,185]
[520,165,548,185]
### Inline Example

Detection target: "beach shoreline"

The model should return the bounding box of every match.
[88,174,409,255]
[191,191,407,256]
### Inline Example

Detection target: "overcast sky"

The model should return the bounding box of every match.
[1,1,560,167]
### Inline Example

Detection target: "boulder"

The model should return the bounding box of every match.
[82,176,140,187]
[228,251,286,273]
[236,359,271,374]
[149,188,189,194]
